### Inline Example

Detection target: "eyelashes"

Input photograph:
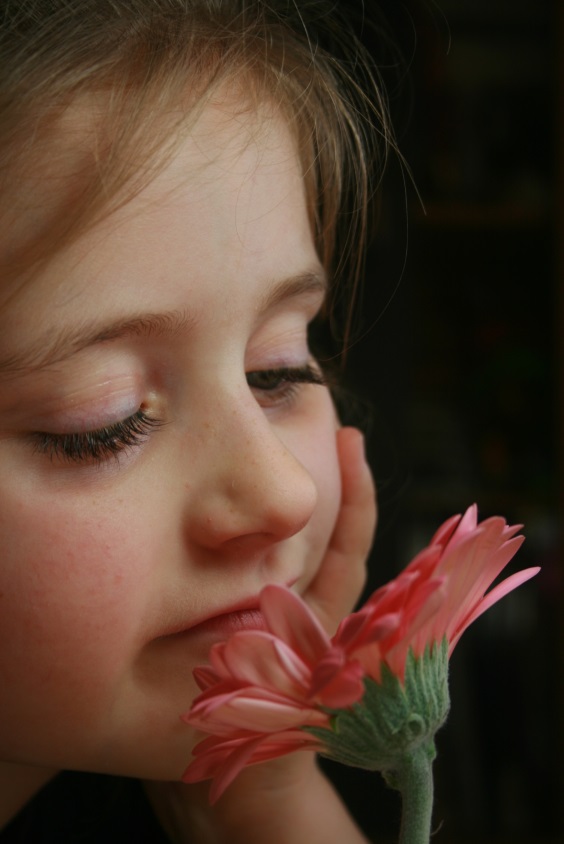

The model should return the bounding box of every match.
[31,408,163,465]
[31,365,326,466]
[246,363,325,398]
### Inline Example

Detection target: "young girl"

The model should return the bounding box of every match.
[0,1,389,840]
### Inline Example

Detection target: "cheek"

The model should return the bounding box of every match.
[288,395,341,542]
[0,486,152,732]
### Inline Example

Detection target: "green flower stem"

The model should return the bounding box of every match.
[307,644,449,844]
[395,743,435,844]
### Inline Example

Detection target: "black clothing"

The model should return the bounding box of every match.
[1,772,172,843]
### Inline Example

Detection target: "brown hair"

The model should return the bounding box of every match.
[0,0,392,338]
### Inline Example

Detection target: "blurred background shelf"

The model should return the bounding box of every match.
[413,200,548,230]
[325,1,563,842]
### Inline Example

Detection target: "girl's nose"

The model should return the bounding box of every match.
[183,407,318,553]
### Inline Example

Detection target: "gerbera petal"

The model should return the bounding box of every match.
[396,580,446,655]
[183,729,324,803]
[333,610,401,652]
[403,545,443,578]
[436,533,526,642]
[208,734,266,804]
[429,510,465,549]
[186,686,248,723]
[445,504,478,548]
[193,665,221,690]
[272,639,312,687]
[260,584,331,663]
[220,630,310,693]
[310,657,365,707]
[448,566,540,651]
[209,694,328,732]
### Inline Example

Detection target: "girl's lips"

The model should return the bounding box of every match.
[184,608,266,639]
[145,607,266,676]
[154,578,299,650]
[158,578,299,643]
[161,608,266,649]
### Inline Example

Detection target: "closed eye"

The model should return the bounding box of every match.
[31,408,163,465]
[246,364,326,407]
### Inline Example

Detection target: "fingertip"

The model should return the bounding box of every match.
[336,426,366,466]
[337,428,374,502]
[337,427,376,515]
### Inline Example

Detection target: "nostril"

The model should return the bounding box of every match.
[184,443,318,551]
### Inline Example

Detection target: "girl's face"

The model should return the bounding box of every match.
[0,101,342,780]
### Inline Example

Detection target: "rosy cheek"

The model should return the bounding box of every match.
[0,475,178,767]
[0,493,146,690]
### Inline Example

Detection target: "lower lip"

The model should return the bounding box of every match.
[167,609,266,649]
[191,609,265,639]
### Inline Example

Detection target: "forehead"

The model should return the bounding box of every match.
[140,97,305,212]
[0,91,307,299]
[0,96,319,371]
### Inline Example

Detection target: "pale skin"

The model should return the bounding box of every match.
[0,95,377,841]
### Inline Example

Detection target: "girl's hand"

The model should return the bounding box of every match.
[301,426,377,633]
[145,427,376,844]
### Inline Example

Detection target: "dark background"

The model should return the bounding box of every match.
[322,1,563,842]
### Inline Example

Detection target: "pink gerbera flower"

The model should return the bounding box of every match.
[181,583,402,803]
[182,505,539,809]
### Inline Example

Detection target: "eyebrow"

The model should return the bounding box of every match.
[0,270,327,377]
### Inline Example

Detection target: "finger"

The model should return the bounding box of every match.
[304,427,377,634]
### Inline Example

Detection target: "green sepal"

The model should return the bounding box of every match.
[304,638,450,777]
